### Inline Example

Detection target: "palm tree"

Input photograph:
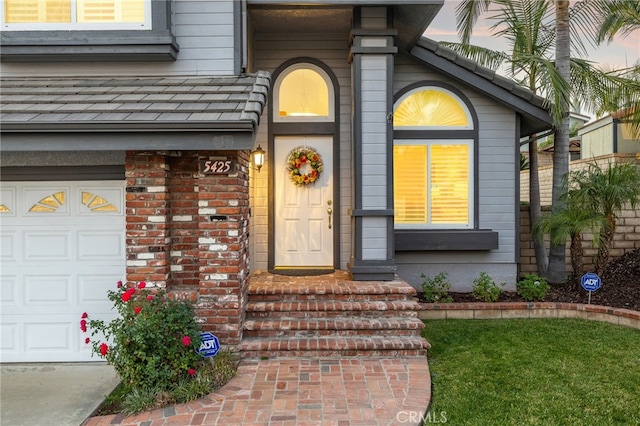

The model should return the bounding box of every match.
[548,0,571,283]
[568,162,640,274]
[534,199,605,290]
[587,0,640,138]
[451,0,640,283]
[594,0,640,43]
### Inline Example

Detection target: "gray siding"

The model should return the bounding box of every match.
[393,54,519,290]
[0,1,237,77]
[250,32,352,271]
[360,55,389,260]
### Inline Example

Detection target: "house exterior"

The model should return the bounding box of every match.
[579,111,640,159]
[0,0,552,363]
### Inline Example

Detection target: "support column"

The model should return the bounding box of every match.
[348,6,398,280]
[196,151,251,345]
[125,151,171,287]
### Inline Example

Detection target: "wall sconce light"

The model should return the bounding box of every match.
[251,144,265,173]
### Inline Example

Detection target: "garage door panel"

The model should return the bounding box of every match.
[1,231,17,261]
[0,187,16,216]
[78,187,123,215]
[24,231,71,261]
[78,272,121,312]
[78,231,124,261]
[25,321,72,352]
[24,275,73,309]
[1,322,19,354]
[1,275,19,304]
[1,181,125,362]
[23,187,70,215]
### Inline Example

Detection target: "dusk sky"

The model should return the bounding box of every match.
[424,1,640,71]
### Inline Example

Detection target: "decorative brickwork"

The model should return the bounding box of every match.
[419,302,640,330]
[125,150,251,346]
[197,150,251,345]
[519,153,640,276]
[520,204,640,276]
[125,151,171,286]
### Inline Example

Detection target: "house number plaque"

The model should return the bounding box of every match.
[199,158,236,175]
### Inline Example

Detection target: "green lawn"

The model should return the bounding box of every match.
[422,319,640,426]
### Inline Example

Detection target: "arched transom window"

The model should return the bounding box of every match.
[393,86,475,228]
[274,64,333,121]
[394,87,472,128]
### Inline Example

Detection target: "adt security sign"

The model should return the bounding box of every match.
[581,272,602,292]
[196,332,220,358]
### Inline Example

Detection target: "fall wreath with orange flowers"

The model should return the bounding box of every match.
[286,146,323,186]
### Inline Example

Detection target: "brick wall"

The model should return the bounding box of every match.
[125,150,251,346]
[519,152,640,276]
[519,204,640,276]
[520,153,639,205]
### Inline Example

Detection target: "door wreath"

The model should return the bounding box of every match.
[286,146,324,186]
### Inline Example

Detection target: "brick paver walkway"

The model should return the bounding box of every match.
[83,357,431,426]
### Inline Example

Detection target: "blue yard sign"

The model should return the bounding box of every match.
[580,272,602,292]
[581,272,602,305]
[196,332,220,358]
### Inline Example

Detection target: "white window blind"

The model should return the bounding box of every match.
[4,0,149,30]
[394,142,472,228]
[394,145,427,224]
[430,144,469,224]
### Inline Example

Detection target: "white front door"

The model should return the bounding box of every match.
[274,136,334,268]
[0,181,125,362]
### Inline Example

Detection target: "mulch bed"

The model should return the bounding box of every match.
[420,249,640,312]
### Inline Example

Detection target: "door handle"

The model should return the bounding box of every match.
[327,200,333,229]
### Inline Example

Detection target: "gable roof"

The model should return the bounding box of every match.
[410,38,553,136]
[0,72,271,151]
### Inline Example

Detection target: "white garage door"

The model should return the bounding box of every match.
[1,181,125,362]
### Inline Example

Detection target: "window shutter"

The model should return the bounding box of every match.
[394,145,427,224]
[430,144,469,224]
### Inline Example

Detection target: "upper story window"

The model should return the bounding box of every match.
[0,0,176,61]
[274,63,334,122]
[393,86,475,229]
[3,0,151,30]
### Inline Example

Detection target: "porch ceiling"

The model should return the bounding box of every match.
[248,1,443,52]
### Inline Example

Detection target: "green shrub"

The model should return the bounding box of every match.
[421,272,454,303]
[516,274,550,301]
[472,272,505,302]
[82,281,238,415]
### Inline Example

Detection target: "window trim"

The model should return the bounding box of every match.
[273,62,335,123]
[392,82,494,251]
[393,86,474,131]
[2,0,152,31]
[0,0,177,62]
[394,138,474,229]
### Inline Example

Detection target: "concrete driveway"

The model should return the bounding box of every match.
[1,363,119,426]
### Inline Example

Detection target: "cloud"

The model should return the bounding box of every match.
[425,1,639,69]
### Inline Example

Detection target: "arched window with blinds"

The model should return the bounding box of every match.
[393,86,474,228]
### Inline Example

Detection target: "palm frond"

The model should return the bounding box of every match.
[438,41,508,71]
[455,0,493,44]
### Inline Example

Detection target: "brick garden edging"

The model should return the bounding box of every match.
[418,302,640,330]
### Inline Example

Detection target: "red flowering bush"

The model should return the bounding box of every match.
[81,281,203,393]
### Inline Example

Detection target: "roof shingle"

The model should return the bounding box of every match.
[0,72,271,132]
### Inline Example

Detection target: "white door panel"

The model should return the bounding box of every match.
[275,136,333,267]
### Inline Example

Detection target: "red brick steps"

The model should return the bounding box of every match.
[239,271,430,358]
[243,317,426,337]
[239,336,428,358]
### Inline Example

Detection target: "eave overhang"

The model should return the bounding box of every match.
[411,38,553,136]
